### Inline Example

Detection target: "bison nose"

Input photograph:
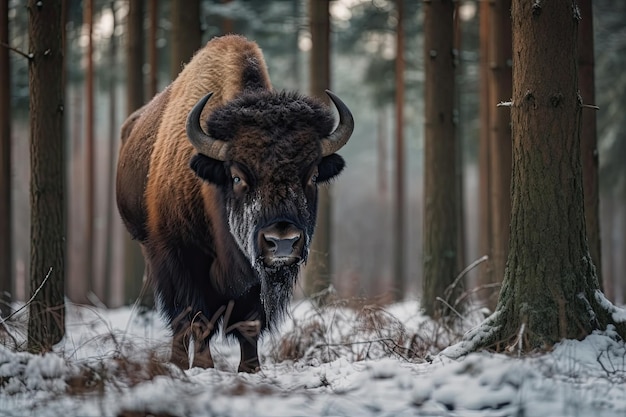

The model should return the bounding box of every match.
[258,222,305,265]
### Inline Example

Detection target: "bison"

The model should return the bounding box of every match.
[115,35,354,372]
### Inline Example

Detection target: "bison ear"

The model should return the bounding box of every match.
[190,154,229,186]
[317,153,345,184]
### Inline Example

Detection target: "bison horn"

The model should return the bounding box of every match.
[320,90,354,157]
[186,92,230,161]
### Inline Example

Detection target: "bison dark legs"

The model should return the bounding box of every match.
[146,243,265,372]
[169,314,215,369]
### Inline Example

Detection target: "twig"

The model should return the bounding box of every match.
[453,282,502,308]
[87,292,107,309]
[0,267,53,326]
[444,255,489,300]
[313,337,422,362]
[0,41,32,60]
[435,297,467,323]
[506,322,526,356]
[0,317,20,347]
[581,104,600,110]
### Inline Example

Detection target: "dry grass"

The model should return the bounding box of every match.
[268,295,472,365]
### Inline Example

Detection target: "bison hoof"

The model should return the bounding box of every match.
[191,353,215,369]
[238,362,260,373]
[170,353,190,370]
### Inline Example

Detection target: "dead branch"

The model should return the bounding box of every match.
[0,41,32,60]
[0,267,53,326]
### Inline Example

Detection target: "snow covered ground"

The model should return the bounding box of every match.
[1,299,625,417]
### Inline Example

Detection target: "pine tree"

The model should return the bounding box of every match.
[27,0,66,352]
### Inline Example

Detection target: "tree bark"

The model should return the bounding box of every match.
[124,0,147,305]
[392,0,405,301]
[147,0,158,98]
[477,0,493,305]
[0,0,12,317]
[170,0,201,81]
[449,0,626,355]
[487,0,512,310]
[304,0,332,301]
[422,0,459,318]
[391,0,406,301]
[103,0,118,306]
[27,0,66,352]
[577,0,602,291]
[221,0,234,35]
[84,0,96,301]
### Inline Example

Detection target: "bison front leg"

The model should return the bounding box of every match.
[170,308,216,370]
[238,336,260,373]
[232,319,262,373]
[191,332,214,369]
[170,324,215,370]
[170,327,215,370]
[170,327,191,370]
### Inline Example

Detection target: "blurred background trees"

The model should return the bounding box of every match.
[2,0,626,314]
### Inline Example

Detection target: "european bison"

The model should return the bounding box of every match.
[115,35,354,372]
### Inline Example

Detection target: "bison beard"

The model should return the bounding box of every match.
[227,194,301,324]
[115,35,353,373]
[257,263,300,328]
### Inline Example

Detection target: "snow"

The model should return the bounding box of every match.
[1,300,625,417]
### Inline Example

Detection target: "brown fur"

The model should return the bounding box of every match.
[116,36,273,372]
[116,86,172,241]
[145,35,271,248]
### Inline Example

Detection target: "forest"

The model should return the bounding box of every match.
[1,0,626,416]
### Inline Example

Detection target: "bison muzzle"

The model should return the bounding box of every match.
[115,35,354,372]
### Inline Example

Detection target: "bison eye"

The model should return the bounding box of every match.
[307,167,319,186]
[232,175,249,193]
[230,165,249,193]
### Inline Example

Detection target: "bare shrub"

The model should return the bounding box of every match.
[268,297,469,365]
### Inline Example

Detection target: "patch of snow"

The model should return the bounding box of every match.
[0,300,625,416]
[596,290,626,323]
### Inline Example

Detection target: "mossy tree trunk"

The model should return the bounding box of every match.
[448,0,626,355]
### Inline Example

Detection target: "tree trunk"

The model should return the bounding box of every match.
[577,0,602,288]
[304,0,332,301]
[221,0,234,35]
[453,0,466,277]
[477,0,493,306]
[170,0,201,81]
[487,0,512,310]
[84,0,96,301]
[103,0,118,306]
[27,0,66,352]
[392,0,406,301]
[124,0,147,305]
[0,0,12,317]
[422,0,459,318]
[449,0,626,354]
[147,0,158,98]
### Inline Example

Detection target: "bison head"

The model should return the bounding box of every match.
[186,90,353,322]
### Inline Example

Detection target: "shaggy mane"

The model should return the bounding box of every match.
[206,90,336,142]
